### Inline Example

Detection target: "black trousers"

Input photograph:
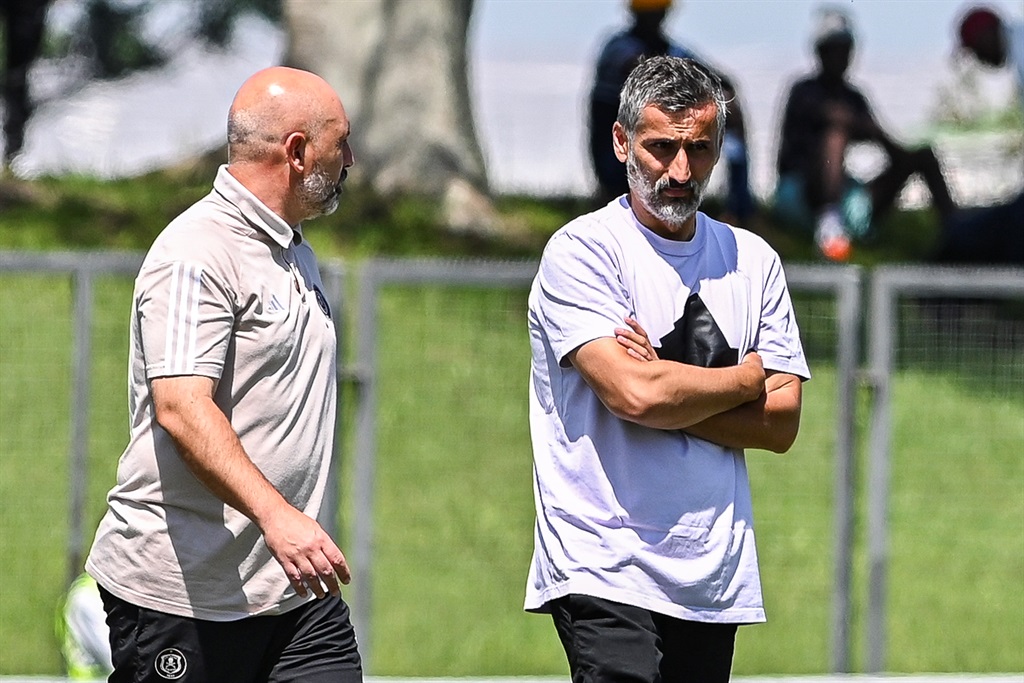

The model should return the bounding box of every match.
[550,594,739,683]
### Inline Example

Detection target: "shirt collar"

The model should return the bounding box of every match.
[213,165,300,249]
[619,196,706,256]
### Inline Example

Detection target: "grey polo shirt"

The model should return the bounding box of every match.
[87,166,338,620]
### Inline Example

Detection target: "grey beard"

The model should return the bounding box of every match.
[625,152,708,230]
[298,165,341,219]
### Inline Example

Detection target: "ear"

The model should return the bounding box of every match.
[612,121,629,163]
[284,131,307,173]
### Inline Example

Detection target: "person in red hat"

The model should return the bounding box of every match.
[930,5,1023,265]
[957,5,1023,98]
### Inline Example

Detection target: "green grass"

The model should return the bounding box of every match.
[0,275,73,674]
[883,371,1024,671]
[362,286,565,674]
[1,173,1022,675]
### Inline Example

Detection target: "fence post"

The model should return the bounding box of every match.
[786,264,862,673]
[865,268,895,673]
[831,266,862,674]
[68,268,94,585]
[351,261,380,669]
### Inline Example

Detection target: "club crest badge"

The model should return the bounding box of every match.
[155,648,187,679]
[313,285,332,319]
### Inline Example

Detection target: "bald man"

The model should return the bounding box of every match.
[85,67,362,682]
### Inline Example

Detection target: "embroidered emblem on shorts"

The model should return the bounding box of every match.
[155,648,187,679]
[313,285,332,319]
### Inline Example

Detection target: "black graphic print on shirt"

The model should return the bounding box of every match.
[657,292,739,368]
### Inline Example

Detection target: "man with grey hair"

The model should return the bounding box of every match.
[525,56,809,681]
[86,67,361,682]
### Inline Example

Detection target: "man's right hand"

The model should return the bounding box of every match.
[739,350,767,402]
[261,505,351,599]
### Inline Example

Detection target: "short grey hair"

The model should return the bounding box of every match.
[227,110,277,162]
[617,56,728,140]
[227,110,328,163]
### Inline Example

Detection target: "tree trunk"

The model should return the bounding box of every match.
[282,0,489,206]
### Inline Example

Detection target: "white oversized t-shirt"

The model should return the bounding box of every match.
[525,197,810,624]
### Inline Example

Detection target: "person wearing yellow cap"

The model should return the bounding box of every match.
[589,0,754,224]
[773,6,956,262]
[629,0,673,11]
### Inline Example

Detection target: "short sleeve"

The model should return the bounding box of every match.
[135,260,236,380]
[756,254,811,381]
[533,229,632,366]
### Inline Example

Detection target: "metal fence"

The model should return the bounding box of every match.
[348,259,864,673]
[862,266,1024,673]
[1,252,1021,676]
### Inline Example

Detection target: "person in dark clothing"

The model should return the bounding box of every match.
[589,0,754,224]
[1,0,50,166]
[773,7,956,261]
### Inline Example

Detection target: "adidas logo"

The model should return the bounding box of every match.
[266,294,286,314]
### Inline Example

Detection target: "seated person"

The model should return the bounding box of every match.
[774,8,956,261]
[589,0,754,224]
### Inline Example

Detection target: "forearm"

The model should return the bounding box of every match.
[628,360,765,430]
[152,379,291,527]
[683,372,802,453]
[571,339,765,431]
[151,376,352,596]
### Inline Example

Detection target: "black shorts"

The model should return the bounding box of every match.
[549,594,739,683]
[99,587,362,683]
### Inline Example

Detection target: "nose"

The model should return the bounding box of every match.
[342,141,355,169]
[666,148,691,184]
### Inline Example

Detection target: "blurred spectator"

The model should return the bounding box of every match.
[589,0,754,224]
[931,5,1023,265]
[1,0,50,166]
[773,6,956,261]
[55,573,113,681]
[956,5,1023,103]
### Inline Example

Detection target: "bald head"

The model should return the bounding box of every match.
[227,67,347,164]
[224,67,354,225]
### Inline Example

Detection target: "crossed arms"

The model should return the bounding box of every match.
[567,317,802,453]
